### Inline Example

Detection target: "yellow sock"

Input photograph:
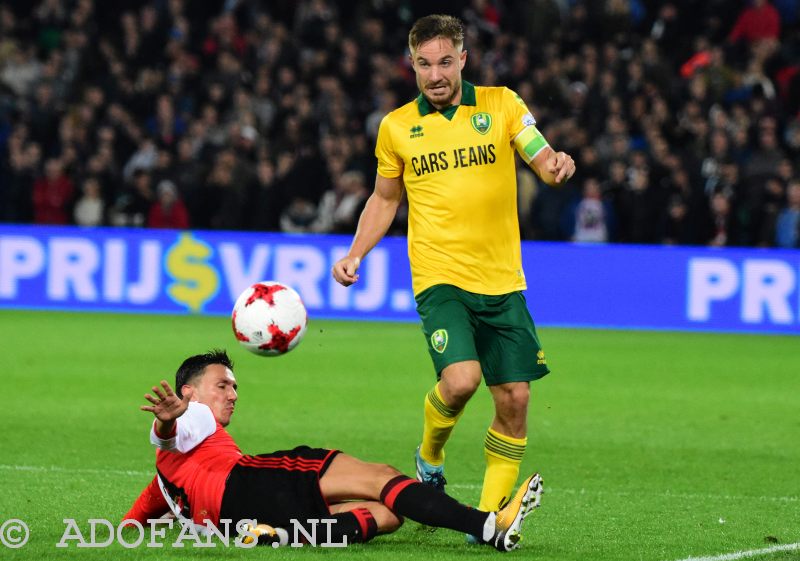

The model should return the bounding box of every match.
[478,428,527,512]
[419,383,464,465]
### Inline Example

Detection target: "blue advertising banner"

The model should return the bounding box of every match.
[1,225,799,334]
[524,243,800,334]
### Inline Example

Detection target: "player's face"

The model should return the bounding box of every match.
[411,37,466,109]
[188,364,238,426]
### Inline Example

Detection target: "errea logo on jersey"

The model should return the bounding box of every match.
[410,125,424,138]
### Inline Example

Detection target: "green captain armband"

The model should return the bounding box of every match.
[513,126,549,163]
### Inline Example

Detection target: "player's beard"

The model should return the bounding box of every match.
[421,77,461,109]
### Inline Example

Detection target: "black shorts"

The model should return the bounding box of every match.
[219,446,339,527]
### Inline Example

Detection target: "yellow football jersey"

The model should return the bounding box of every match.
[375,81,549,296]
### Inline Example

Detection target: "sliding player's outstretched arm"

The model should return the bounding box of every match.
[126,381,190,525]
[140,380,190,437]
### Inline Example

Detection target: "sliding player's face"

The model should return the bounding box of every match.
[411,36,466,109]
[187,364,238,426]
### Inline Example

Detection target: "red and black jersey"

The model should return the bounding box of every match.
[150,402,241,525]
[139,402,339,528]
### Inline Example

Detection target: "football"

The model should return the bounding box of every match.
[231,281,308,356]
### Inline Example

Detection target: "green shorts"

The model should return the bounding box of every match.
[415,284,550,385]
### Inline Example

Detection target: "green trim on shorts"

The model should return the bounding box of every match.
[415,284,550,386]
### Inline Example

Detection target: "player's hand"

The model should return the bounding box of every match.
[331,256,361,287]
[546,151,576,184]
[141,380,189,422]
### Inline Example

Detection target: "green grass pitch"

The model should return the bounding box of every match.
[1,309,798,560]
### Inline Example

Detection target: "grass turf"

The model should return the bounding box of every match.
[1,310,798,560]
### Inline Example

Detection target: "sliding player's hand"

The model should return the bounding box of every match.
[141,380,189,422]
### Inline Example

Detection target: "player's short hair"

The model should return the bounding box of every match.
[175,349,233,398]
[408,14,464,54]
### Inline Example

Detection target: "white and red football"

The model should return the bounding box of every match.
[231,281,308,356]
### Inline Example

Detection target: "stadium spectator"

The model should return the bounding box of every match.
[171,138,205,206]
[145,94,187,148]
[775,179,800,247]
[110,168,153,227]
[73,176,105,226]
[618,165,660,244]
[147,179,189,229]
[753,176,787,245]
[746,117,787,179]
[312,170,369,234]
[123,138,159,182]
[706,191,739,246]
[32,158,74,224]
[202,148,252,230]
[567,177,616,243]
[365,89,397,142]
[728,0,781,45]
[701,129,733,195]
[128,350,542,551]
[662,166,706,245]
[280,196,317,233]
[246,159,283,232]
[0,44,42,97]
[3,134,41,223]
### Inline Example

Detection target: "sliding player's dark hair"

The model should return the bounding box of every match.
[175,349,233,398]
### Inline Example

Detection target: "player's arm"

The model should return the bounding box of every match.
[508,91,576,187]
[122,476,171,525]
[529,145,576,187]
[141,380,190,439]
[332,173,404,287]
[142,383,216,453]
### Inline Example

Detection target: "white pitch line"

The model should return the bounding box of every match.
[670,542,800,561]
[0,464,151,477]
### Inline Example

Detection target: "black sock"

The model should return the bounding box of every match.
[306,509,377,544]
[380,475,489,538]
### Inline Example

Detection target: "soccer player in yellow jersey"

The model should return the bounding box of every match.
[332,14,575,534]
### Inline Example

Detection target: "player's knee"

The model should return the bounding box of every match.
[495,383,530,410]
[372,463,403,491]
[441,376,480,406]
[374,508,403,533]
[509,384,530,408]
[492,385,530,435]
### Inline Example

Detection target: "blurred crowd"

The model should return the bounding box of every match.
[1,0,799,248]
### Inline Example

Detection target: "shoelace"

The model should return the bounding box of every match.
[423,472,447,490]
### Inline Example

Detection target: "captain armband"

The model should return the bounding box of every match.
[513,125,549,163]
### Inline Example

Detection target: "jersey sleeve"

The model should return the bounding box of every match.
[503,87,550,163]
[149,402,217,453]
[375,114,403,178]
[122,475,170,525]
